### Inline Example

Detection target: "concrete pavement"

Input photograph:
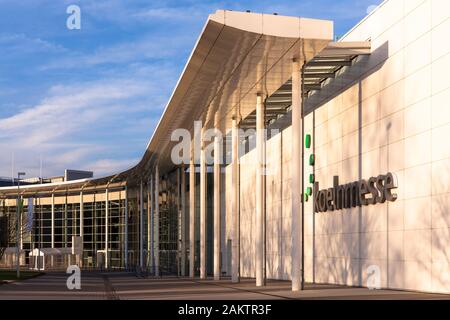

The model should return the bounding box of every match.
[0,272,449,300]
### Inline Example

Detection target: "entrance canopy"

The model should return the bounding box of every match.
[29,248,72,257]
[29,248,75,271]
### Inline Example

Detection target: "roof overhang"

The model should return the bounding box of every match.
[136,10,334,175]
[239,41,371,131]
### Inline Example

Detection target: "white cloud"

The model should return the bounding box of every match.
[85,36,187,65]
[0,80,147,144]
[85,158,140,177]
[132,6,211,21]
[0,77,163,178]
[0,33,67,56]
[40,33,191,71]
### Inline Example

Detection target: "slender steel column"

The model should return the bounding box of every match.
[19,198,25,250]
[213,122,221,281]
[79,191,84,238]
[147,180,151,270]
[189,144,196,278]
[64,194,67,248]
[231,117,240,283]
[105,188,109,269]
[256,93,265,287]
[51,194,55,248]
[139,181,144,269]
[181,165,186,276]
[79,191,84,267]
[154,165,160,276]
[149,175,154,271]
[200,127,207,279]
[124,186,129,270]
[177,168,181,276]
[291,58,304,291]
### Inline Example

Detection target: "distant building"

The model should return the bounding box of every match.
[0,169,93,187]
[64,169,94,181]
[0,178,14,187]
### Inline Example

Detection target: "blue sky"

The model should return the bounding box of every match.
[0,0,382,178]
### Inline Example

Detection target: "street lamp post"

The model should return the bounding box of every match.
[16,172,25,279]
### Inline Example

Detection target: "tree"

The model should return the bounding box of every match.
[0,216,8,257]
[0,201,31,262]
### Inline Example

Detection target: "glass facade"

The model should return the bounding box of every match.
[159,174,179,275]
[0,170,197,275]
[0,189,132,270]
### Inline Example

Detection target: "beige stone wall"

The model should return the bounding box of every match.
[239,150,256,278]
[265,128,293,280]
[223,0,450,293]
[224,127,293,280]
[310,0,450,293]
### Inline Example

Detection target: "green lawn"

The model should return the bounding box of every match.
[0,271,43,282]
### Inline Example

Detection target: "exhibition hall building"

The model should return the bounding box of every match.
[1,0,449,294]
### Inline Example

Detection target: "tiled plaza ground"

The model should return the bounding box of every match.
[0,272,449,300]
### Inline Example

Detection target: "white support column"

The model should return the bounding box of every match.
[189,145,196,278]
[181,165,186,277]
[213,113,221,281]
[147,180,151,271]
[256,93,265,287]
[231,117,240,283]
[20,199,23,251]
[125,186,129,270]
[291,58,303,291]
[51,193,55,248]
[50,193,55,268]
[139,181,144,270]
[105,188,109,270]
[200,127,207,280]
[79,191,84,267]
[154,165,160,277]
[149,175,154,271]
[177,168,181,276]
[79,191,84,238]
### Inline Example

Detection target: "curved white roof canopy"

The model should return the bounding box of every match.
[136,10,333,176]
[1,10,337,195]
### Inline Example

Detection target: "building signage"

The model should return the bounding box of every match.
[313,172,397,213]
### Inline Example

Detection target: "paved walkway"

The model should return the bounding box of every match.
[0,272,449,300]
